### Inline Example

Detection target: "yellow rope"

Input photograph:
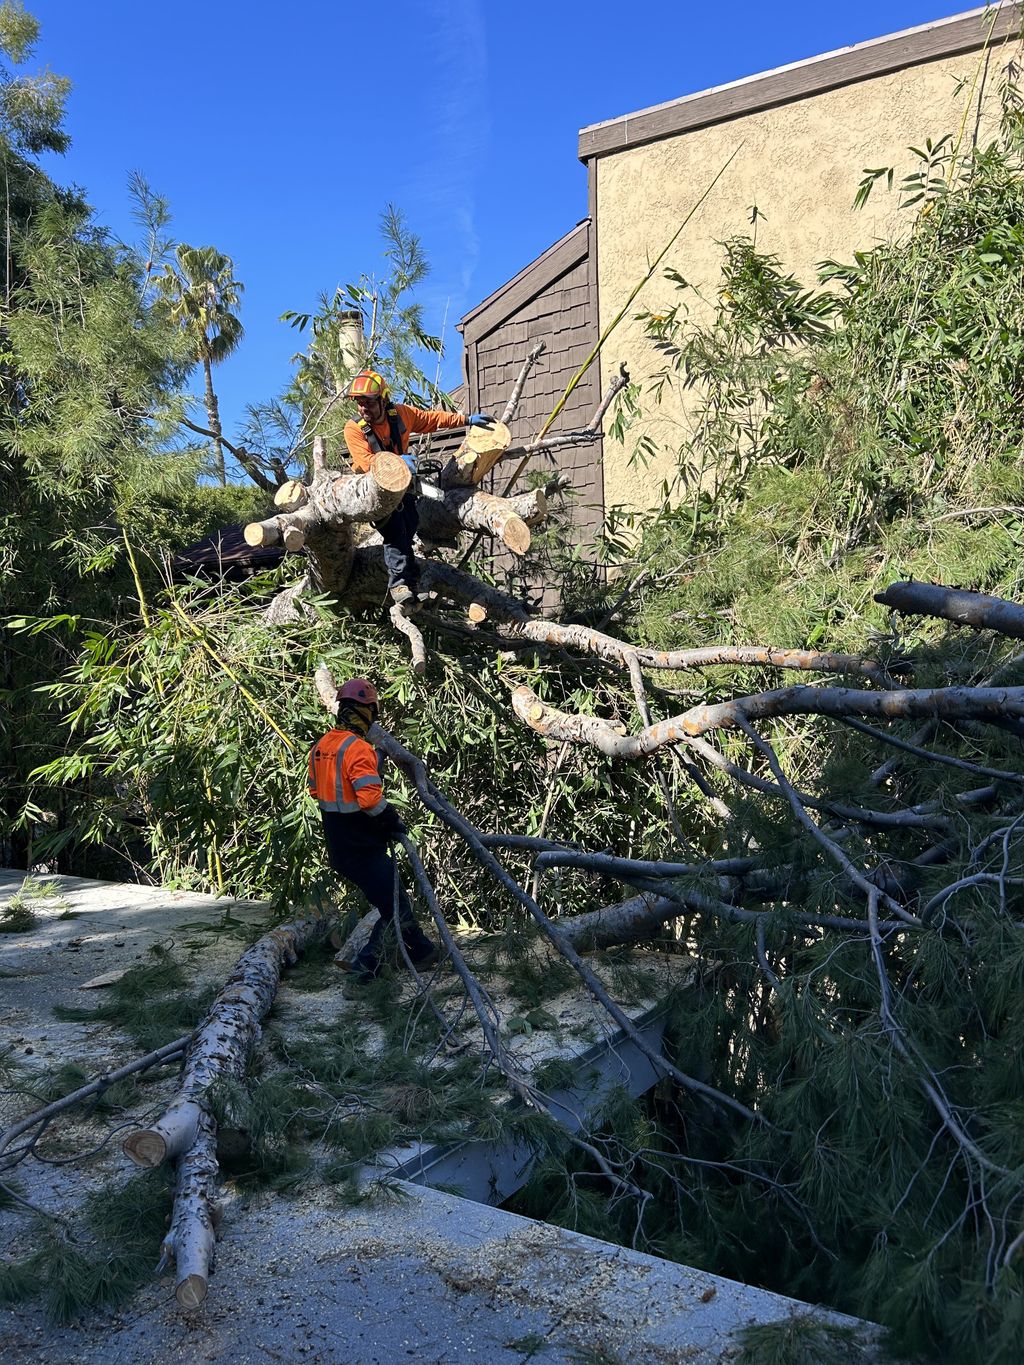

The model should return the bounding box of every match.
[947,6,1001,187]
[503,143,743,498]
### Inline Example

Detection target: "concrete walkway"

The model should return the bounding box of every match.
[0,870,878,1364]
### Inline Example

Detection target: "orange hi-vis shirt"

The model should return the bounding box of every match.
[344,403,466,473]
[308,729,386,816]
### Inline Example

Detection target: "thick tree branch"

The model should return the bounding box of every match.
[500,340,546,426]
[512,681,1024,755]
[876,580,1024,639]
[180,416,279,493]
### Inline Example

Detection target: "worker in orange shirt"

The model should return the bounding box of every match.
[344,369,495,606]
[308,677,439,983]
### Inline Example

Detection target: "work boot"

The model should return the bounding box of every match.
[342,973,376,1000]
[391,903,436,965]
[403,927,441,970]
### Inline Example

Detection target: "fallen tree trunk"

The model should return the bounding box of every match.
[156,1106,219,1309]
[124,907,334,1167]
[123,905,334,1308]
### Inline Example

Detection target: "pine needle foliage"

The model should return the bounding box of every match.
[735,1316,873,1365]
[51,945,213,1050]
[0,1172,173,1322]
[513,80,1024,1365]
[208,1010,505,1197]
[0,891,36,931]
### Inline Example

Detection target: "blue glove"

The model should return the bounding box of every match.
[402,452,417,474]
[467,413,496,429]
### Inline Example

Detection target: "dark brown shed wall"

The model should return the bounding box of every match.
[460,221,604,543]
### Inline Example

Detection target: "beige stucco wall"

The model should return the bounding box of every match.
[597,40,1023,514]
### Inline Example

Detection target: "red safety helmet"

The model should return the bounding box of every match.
[337,677,379,707]
[347,370,387,401]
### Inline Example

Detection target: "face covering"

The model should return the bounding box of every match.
[339,702,375,737]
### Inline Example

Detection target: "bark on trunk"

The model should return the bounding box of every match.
[333,910,380,969]
[417,487,545,554]
[202,349,225,487]
[126,906,334,1308]
[157,1105,219,1308]
[876,580,1024,639]
[124,1098,204,1169]
[246,456,410,605]
[512,681,1024,756]
[555,892,683,951]
[124,905,334,1169]
[336,546,533,615]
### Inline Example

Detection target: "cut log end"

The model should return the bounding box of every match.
[282,526,306,552]
[467,602,488,625]
[243,522,275,548]
[334,910,381,971]
[274,479,308,511]
[456,420,513,485]
[123,1128,167,1169]
[176,1274,209,1310]
[501,517,531,556]
[371,452,412,493]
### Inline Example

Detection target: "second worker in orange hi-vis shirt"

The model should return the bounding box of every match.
[308,676,439,985]
[343,369,496,606]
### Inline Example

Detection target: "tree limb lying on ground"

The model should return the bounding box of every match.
[120,904,335,1308]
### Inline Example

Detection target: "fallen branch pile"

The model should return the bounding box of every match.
[8,577,1024,1321]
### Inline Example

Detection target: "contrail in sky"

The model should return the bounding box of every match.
[404,0,488,328]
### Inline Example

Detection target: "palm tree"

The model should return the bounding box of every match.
[157,244,243,484]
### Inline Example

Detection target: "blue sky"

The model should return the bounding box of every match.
[32,0,976,441]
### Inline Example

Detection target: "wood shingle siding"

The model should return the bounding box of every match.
[458,220,603,545]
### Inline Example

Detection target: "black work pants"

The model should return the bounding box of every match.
[322,815,431,962]
[380,492,419,591]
